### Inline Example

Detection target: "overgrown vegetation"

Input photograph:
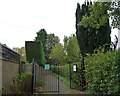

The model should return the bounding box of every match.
[85,50,120,95]
[9,72,32,94]
[35,79,45,92]
[51,50,120,95]
[36,79,45,87]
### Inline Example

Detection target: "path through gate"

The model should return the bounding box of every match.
[32,59,59,93]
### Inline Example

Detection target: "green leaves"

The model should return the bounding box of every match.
[13,47,26,62]
[80,2,110,29]
[80,2,120,29]
[36,79,45,87]
[65,35,82,63]
[76,2,111,56]
[49,35,81,65]
[110,2,120,29]
[85,50,120,95]
[34,29,47,65]
[49,43,65,65]
[35,28,47,49]
[16,72,31,82]
[46,33,60,63]
[39,41,45,65]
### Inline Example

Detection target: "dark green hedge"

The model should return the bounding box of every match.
[25,41,41,63]
[85,50,120,95]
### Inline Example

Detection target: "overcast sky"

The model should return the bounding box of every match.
[0,0,118,49]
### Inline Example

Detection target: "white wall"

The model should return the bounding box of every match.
[118,29,120,49]
[111,28,118,49]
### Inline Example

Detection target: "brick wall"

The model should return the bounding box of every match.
[19,63,32,74]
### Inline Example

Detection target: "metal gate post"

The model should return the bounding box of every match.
[58,64,60,92]
[31,59,34,94]
[31,58,35,94]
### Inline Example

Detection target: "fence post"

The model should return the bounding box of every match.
[31,58,35,94]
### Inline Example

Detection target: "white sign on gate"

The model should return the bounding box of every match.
[73,64,77,72]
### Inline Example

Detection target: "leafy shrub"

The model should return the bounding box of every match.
[16,72,31,82]
[10,72,32,94]
[36,79,45,87]
[85,50,120,95]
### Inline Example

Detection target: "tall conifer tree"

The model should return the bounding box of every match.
[35,28,47,50]
[75,1,111,90]
[76,3,87,90]
[35,28,47,65]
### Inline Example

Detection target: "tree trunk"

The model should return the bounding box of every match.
[81,56,86,90]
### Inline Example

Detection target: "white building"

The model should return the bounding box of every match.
[111,28,119,50]
[118,28,120,49]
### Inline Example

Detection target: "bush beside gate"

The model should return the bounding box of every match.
[51,50,120,95]
[85,50,120,95]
